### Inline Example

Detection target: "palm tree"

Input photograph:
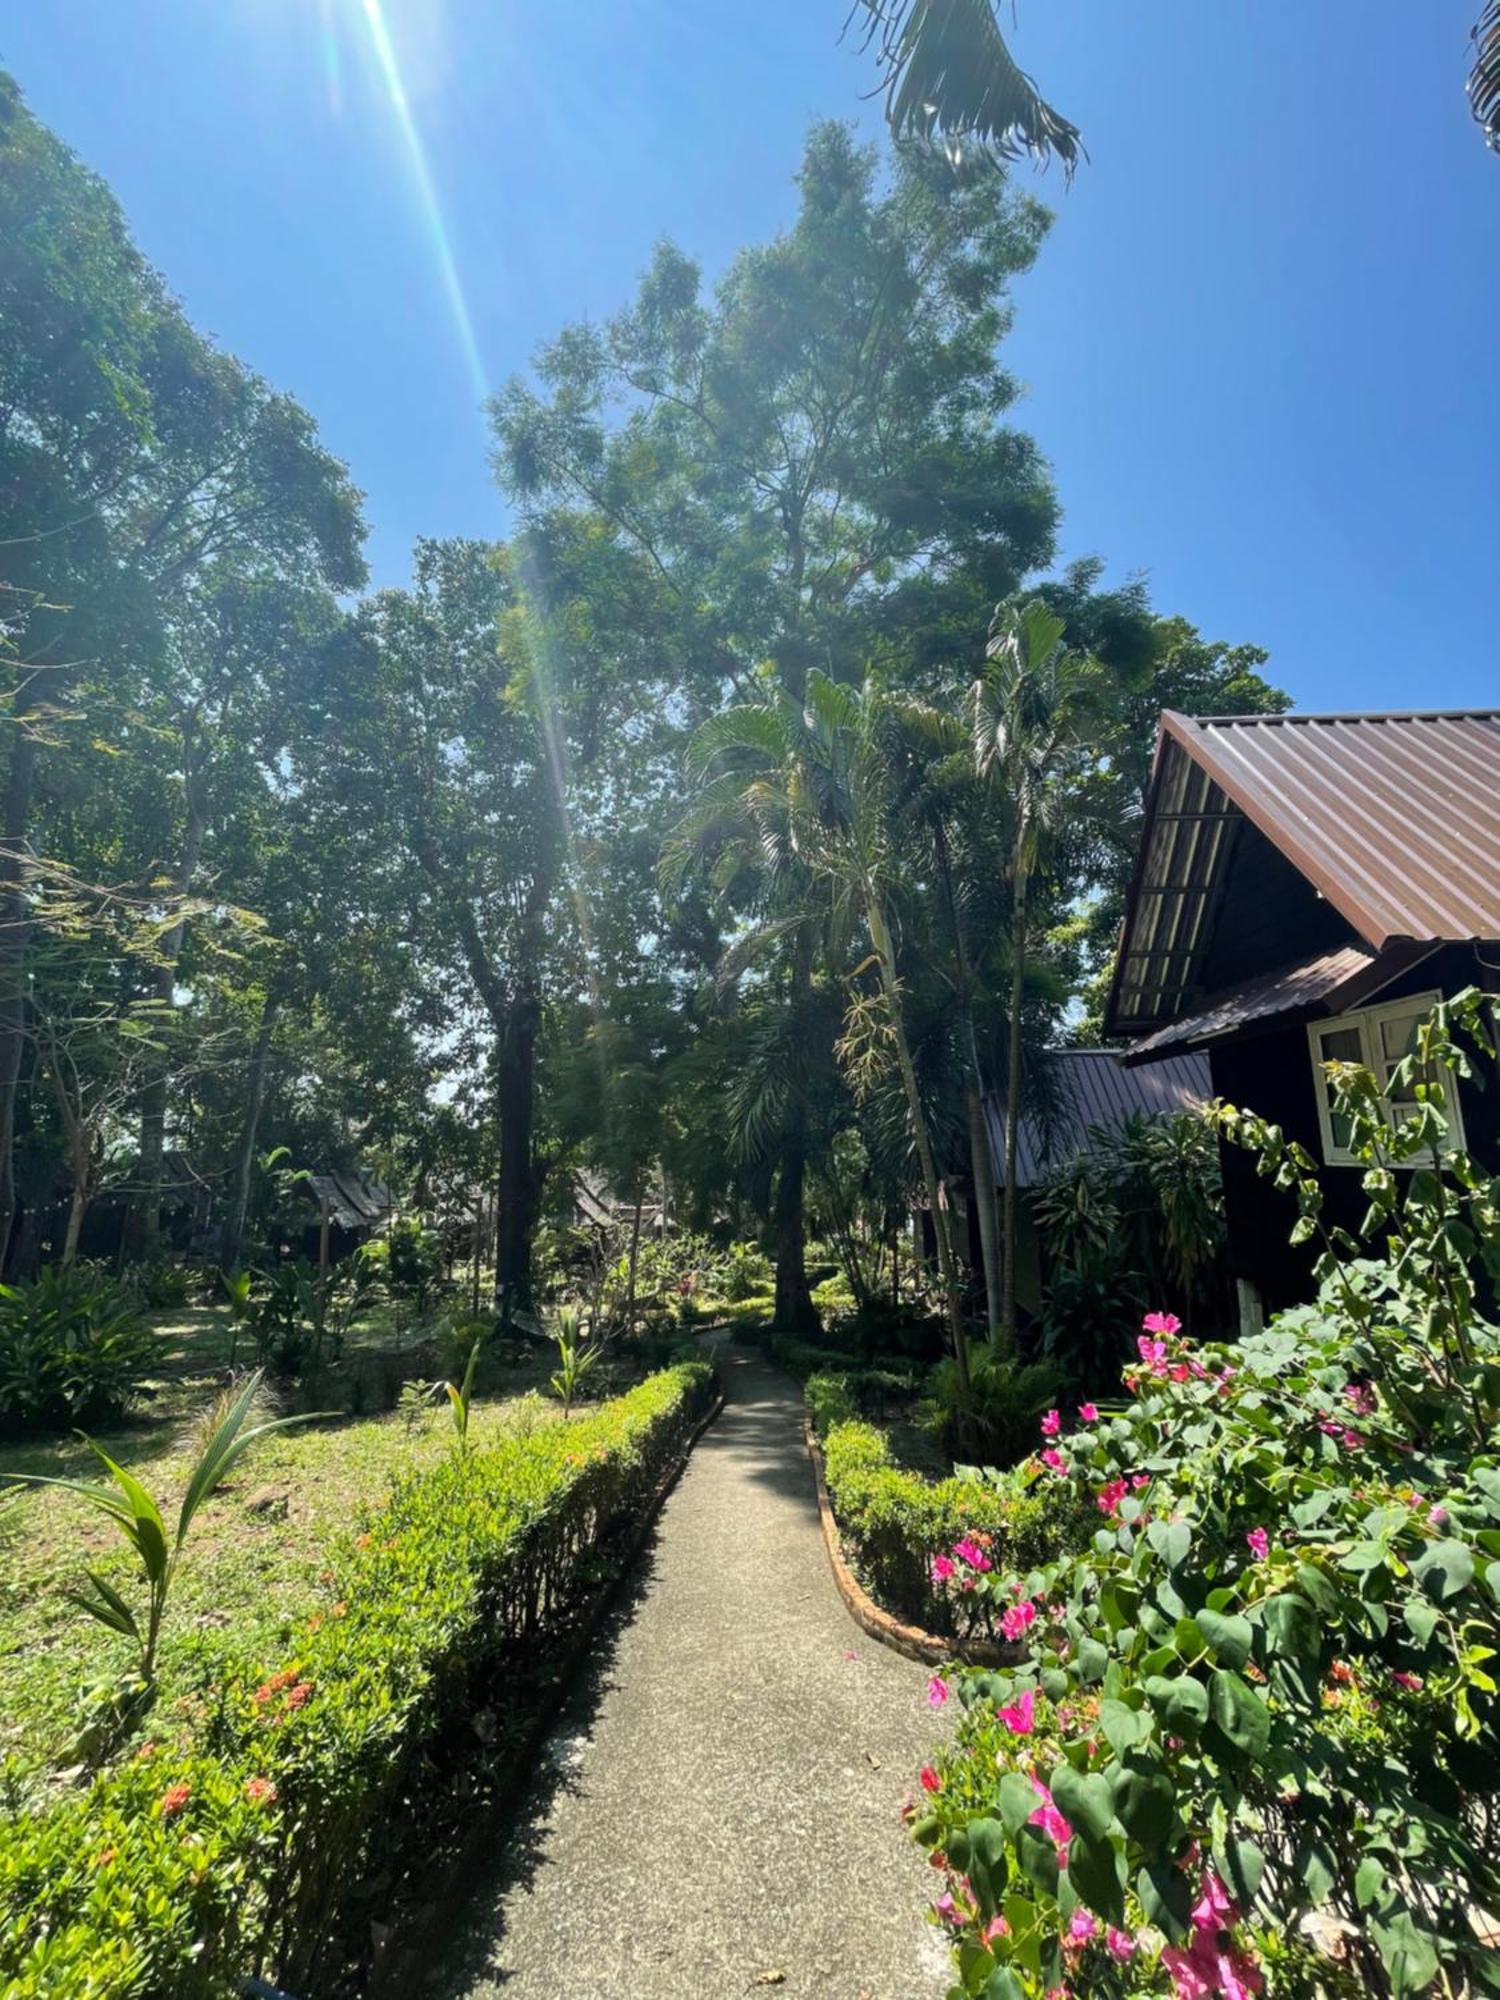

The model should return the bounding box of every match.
[677,671,974,1389]
[849,1,1082,175]
[973,599,1114,1348]
[1474,2,1500,149]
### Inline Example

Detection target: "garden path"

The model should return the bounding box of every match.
[441,1345,950,2000]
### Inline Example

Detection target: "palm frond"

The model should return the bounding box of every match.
[849,0,1083,177]
[1472,1,1500,151]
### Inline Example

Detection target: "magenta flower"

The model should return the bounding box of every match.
[927,1674,950,1708]
[1077,1402,1099,1423]
[931,1553,955,1584]
[1068,1910,1098,1945]
[1041,1408,1062,1437]
[1040,1447,1067,1475]
[1000,1600,1037,1642]
[998,1687,1035,1735]
[1245,1526,1270,1562]
[1142,1310,1182,1337]
[952,1537,992,1573]
[1137,1335,1169,1370]
[1096,1477,1128,1517]
[919,1765,941,1793]
[983,1914,1010,1944]
[1429,1503,1449,1526]
[1391,1669,1424,1692]
[1028,1775,1071,1860]
[1106,1928,1137,1963]
[1131,1472,1151,1490]
[933,1891,959,1923]
[1344,1381,1377,1416]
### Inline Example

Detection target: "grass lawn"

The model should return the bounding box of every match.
[0,1305,589,1791]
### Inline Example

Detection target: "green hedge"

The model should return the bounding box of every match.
[0,1361,716,1998]
[807,1371,1086,1636]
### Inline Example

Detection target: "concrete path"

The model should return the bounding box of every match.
[438,1349,951,2000]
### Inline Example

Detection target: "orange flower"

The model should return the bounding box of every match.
[158,1782,192,1818]
[245,1777,278,1805]
[357,1533,373,1550]
[285,1681,313,1710]
[93,1846,118,1867]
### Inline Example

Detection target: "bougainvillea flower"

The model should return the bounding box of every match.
[1077,1403,1099,1423]
[1041,1408,1062,1436]
[1028,1775,1071,1859]
[952,1538,992,1573]
[1245,1527,1270,1561]
[1000,1601,1037,1642]
[919,1765,941,1792]
[157,1782,191,1818]
[927,1674,950,1708]
[998,1688,1035,1735]
[1040,1448,1067,1475]
[1067,1910,1098,1944]
[933,1892,958,1922]
[931,1554,956,1584]
[1429,1502,1449,1525]
[983,1914,1010,1944]
[1106,1928,1137,1962]
[1096,1478,1128,1517]
[1137,1336,1169,1370]
[1391,1670,1424,1692]
[1344,1381,1377,1415]
[1131,1472,1151,1490]
[1143,1311,1182,1336]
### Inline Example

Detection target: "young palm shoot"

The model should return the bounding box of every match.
[1,1371,317,1694]
[549,1306,599,1418]
[445,1335,483,1456]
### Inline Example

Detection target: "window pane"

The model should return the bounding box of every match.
[1319,1025,1364,1065]
[1380,1010,1425,1110]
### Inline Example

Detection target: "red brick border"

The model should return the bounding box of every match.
[802,1414,1007,1669]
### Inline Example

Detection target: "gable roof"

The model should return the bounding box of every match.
[1106,709,1500,1038]
[984,1048,1211,1190]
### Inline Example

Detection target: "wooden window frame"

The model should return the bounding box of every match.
[1307,990,1465,1166]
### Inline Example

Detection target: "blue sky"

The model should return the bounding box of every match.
[5,2,1496,712]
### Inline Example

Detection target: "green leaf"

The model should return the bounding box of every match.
[1143,1673,1209,1735]
[1137,1859,1192,1943]
[1146,1518,1192,1569]
[1403,1597,1440,1646]
[1074,1636,1107,1684]
[1098,1698,1147,1752]
[1110,1752,1176,1851]
[1208,1669,1270,1759]
[1197,1607,1252,1669]
[85,1444,169,1584]
[61,1570,141,1641]
[1014,1824,1060,1900]
[981,1970,1024,2000]
[1354,1856,1385,1910]
[1213,1830,1265,1907]
[963,1817,1011,1918]
[1049,1761,1114,1841]
[1260,1592,1321,1662]
[998,1771,1038,1837]
[1065,1827,1124,1926]
[1371,1911,1439,1995]
[1296,1835,1338,1903]
[1412,1538,1475,1601]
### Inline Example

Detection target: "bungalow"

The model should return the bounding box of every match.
[984,1048,1210,1316]
[1104,709,1500,1331]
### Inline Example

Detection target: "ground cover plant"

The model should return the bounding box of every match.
[909,995,1500,1998]
[0,1359,715,1997]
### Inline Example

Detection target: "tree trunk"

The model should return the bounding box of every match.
[772,927,819,1333]
[1002,872,1028,1351]
[222,990,280,1271]
[968,1087,1002,1343]
[0,723,39,1276]
[626,1193,644,1323]
[868,891,970,1392]
[126,753,204,1262]
[61,1176,88,1267]
[494,982,540,1317]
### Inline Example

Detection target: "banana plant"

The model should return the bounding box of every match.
[2,1372,315,1689]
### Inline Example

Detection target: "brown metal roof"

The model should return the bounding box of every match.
[1120,941,1439,1063]
[1106,709,1500,1038]
[985,1049,1211,1189]
[1161,709,1500,946]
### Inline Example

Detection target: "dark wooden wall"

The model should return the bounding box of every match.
[1210,945,1500,1315]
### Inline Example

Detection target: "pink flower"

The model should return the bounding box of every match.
[1096,1478,1128,1517]
[1391,1670,1424,1692]
[1001,1600,1038,1642]
[927,1674,950,1708]
[934,1892,959,1923]
[999,1688,1035,1735]
[1143,1311,1182,1336]
[1191,1870,1236,1932]
[919,1765,941,1793]
[1169,1363,1191,1383]
[983,1914,1010,1944]
[1068,1910,1098,1944]
[1137,1335,1169,1372]
[1341,1428,1365,1450]
[1344,1382,1377,1416]
[1163,1936,1264,2000]
[1041,1408,1062,1436]
[1107,1928,1137,1962]
[1245,1527,1270,1562]
[952,1537,992,1573]
[1028,1776,1071,1860]
[1428,1503,1449,1526]
[931,1554,955,1584]
[1077,1402,1098,1423]
[1040,1447,1067,1475]
[1131,1472,1151,1490]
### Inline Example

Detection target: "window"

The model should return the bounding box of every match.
[1307,991,1465,1166]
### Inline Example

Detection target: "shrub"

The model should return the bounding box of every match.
[720,1241,773,1302]
[910,992,1500,1999]
[0,1360,716,1998]
[808,1371,1088,1635]
[922,1347,1069,1467]
[0,1266,158,1435]
[384,1217,445,1309]
[128,1258,196,1311]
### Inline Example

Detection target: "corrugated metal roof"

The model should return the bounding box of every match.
[307,1170,392,1232]
[1161,710,1500,947]
[985,1049,1212,1189]
[1105,709,1500,1037]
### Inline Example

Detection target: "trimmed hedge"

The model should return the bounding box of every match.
[807,1371,1087,1636]
[0,1360,716,1998]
